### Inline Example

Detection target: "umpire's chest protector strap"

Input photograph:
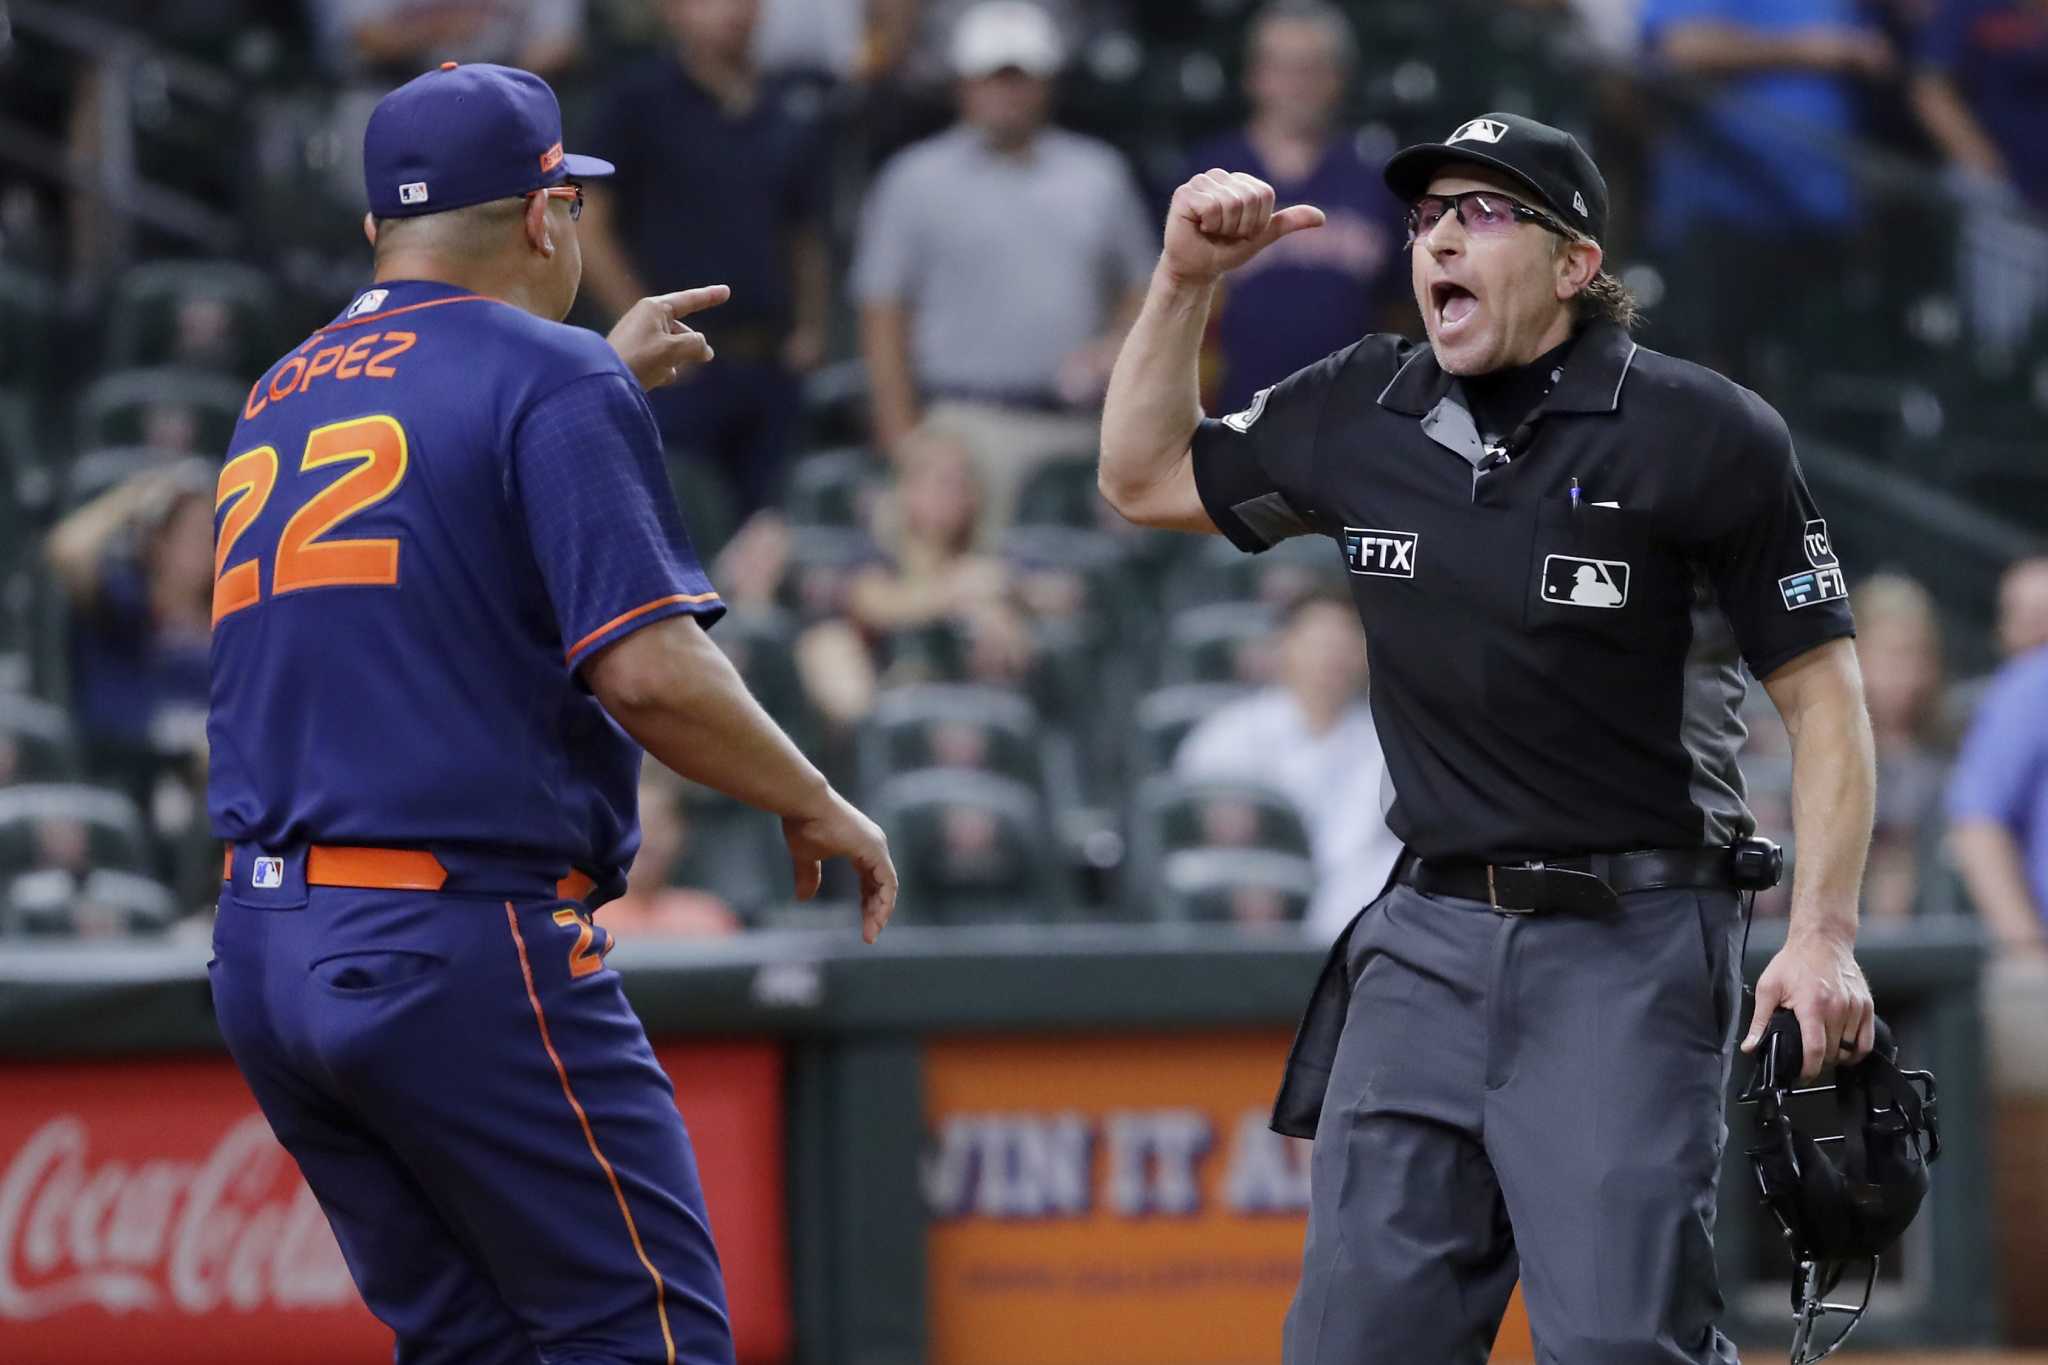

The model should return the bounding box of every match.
[1270,911,1361,1138]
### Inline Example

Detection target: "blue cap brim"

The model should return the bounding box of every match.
[562,152,614,178]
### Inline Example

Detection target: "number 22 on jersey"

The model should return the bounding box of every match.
[213,414,409,626]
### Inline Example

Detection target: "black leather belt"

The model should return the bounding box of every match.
[1399,847,1738,915]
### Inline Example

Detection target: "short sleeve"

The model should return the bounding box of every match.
[511,372,725,672]
[1189,343,1354,553]
[1700,396,1855,679]
[1946,659,2048,828]
[851,154,922,304]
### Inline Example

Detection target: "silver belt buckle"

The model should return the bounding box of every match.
[1490,861,1542,915]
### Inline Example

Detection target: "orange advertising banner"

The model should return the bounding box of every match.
[923,1031,1532,1365]
[0,1043,789,1365]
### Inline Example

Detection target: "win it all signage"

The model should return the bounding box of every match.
[923,1032,1534,1365]
[922,1033,1312,1365]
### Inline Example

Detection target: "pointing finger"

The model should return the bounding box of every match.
[650,285,731,321]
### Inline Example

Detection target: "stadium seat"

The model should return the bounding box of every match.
[1130,682,1256,777]
[664,448,741,558]
[1013,453,1106,529]
[1155,846,1317,926]
[2,866,180,937]
[1160,601,1280,686]
[1125,773,1314,917]
[75,367,249,455]
[105,259,280,377]
[0,263,58,393]
[857,682,1080,813]
[671,790,791,920]
[0,694,80,783]
[1161,534,1341,617]
[873,767,1068,923]
[0,783,151,875]
[782,445,882,529]
[709,608,819,754]
[775,526,878,621]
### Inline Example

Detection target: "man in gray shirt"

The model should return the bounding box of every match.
[853,0,1154,535]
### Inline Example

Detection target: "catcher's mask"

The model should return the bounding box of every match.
[1738,1008,1941,1364]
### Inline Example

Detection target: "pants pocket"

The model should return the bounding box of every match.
[312,949,446,995]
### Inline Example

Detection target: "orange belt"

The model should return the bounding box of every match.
[223,846,596,902]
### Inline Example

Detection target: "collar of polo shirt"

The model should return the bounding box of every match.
[1378,319,1638,418]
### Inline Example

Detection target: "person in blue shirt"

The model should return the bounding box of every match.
[1948,556,2048,961]
[1185,0,1405,415]
[1641,0,1896,381]
[206,62,895,1365]
[578,0,832,519]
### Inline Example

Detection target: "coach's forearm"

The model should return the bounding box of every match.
[1767,641,1876,943]
[589,616,834,820]
[1098,265,1214,509]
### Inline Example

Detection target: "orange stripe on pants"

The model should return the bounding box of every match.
[503,902,676,1365]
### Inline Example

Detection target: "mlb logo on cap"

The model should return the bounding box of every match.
[1448,118,1509,145]
[363,62,612,220]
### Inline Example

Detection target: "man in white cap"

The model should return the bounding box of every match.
[853,0,1154,537]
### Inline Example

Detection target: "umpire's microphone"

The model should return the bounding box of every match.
[1483,421,1538,470]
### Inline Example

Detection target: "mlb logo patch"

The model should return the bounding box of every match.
[252,856,285,889]
[1803,519,1837,568]
[539,141,565,172]
[1541,554,1630,608]
[1448,118,1508,145]
[398,181,429,205]
[1345,527,1418,578]
[1780,566,1847,611]
[346,288,388,319]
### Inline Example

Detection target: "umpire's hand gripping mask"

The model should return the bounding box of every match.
[1739,1010,1942,1364]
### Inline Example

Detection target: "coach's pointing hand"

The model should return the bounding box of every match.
[1161,170,1325,287]
[608,285,729,391]
[783,790,898,944]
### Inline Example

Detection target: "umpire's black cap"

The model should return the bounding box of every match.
[1384,112,1608,243]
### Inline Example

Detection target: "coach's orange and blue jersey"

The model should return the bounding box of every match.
[207,278,723,890]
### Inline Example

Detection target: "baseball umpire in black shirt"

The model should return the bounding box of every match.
[1099,111,1878,1363]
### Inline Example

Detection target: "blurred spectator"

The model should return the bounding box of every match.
[1174,591,1400,938]
[1185,1,1404,414]
[43,462,215,775]
[1947,623,2048,959]
[1854,574,1951,919]
[1942,554,2048,737]
[580,0,831,517]
[853,0,1154,530]
[598,766,742,937]
[1909,0,2048,357]
[753,0,919,85]
[310,0,585,78]
[1641,0,1895,382]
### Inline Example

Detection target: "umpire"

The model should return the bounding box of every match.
[1100,112,1879,1363]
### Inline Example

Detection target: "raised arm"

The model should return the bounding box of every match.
[1098,171,1323,531]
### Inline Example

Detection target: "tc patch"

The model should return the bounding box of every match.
[1221,386,1272,434]
[1803,519,1837,568]
[1780,565,1847,611]
[1541,555,1630,608]
[1346,527,1417,578]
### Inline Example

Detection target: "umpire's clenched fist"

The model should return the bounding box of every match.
[1161,170,1325,286]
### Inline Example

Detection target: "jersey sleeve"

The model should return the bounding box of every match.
[1188,343,1353,553]
[1701,394,1855,679]
[510,371,725,673]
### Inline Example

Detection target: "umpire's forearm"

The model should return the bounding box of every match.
[588,615,834,821]
[1098,265,1214,507]
[1770,642,1876,942]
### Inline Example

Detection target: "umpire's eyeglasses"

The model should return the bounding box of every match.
[1406,191,1568,244]
[526,182,584,221]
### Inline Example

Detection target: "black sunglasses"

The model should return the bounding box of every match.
[1406,190,1569,244]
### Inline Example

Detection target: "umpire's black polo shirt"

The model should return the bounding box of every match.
[1190,320,1855,863]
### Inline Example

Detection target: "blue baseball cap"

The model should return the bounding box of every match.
[363,61,614,220]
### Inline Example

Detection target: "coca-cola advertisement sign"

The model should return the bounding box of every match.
[0,1046,790,1364]
[0,1058,383,1363]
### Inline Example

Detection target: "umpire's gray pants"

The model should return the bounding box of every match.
[1283,884,1745,1365]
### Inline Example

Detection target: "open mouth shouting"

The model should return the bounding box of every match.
[1430,280,1480,338]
